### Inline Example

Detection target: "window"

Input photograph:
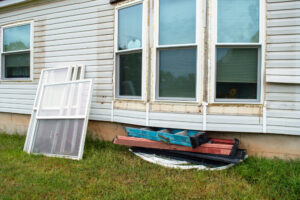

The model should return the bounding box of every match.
[116,3,143,98]
[215,0,261,102]
[1,22,31,80]
[156,0,197,100]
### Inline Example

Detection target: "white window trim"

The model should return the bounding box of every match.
[0,20,34,81]
[210,0,265,104]
[114,0,148,100]
[152,0,203,103]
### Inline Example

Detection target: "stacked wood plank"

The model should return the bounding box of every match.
[113,136,237,156]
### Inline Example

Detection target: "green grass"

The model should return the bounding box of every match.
[0,134,299,200]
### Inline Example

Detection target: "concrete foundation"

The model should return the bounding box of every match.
[1,112,299,159]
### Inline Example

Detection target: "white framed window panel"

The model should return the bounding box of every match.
[0,20,34,81]
[152,0,203,103]
[210,0,265,104]
[114,0,148,100]
[24,65,86,154]
[28,79,93,160]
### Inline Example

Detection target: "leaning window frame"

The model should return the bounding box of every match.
[153,0,202,103]
[211,0,265,104]
[114,0,147,100]
[0,21,34,81]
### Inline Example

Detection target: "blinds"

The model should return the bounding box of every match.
[216,48,258,83]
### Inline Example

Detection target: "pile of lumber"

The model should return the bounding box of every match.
[113,127,247,166]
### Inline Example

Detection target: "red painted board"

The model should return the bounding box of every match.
[113,136,233,155]
[211,138,236,145]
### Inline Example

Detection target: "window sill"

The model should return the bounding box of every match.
[151,100,199,105]
[210,101,263,105]
[0,79,34,83]
[114,99,146,111]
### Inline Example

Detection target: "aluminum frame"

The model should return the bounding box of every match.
[29,79,93,160]
[24,65,86,153]
[114,0,147,100]
[210,0,265,104]
[153,0,203,103]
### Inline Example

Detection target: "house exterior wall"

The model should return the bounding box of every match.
[1,112,300,159]
[0,0,299,139]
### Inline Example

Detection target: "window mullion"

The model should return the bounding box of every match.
[157,43,197,49]
[116,48,142,55]
[2,49,30,55]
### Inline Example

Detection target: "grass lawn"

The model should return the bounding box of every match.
[0,134,299,200]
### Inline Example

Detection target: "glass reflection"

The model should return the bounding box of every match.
[119,52,142,96]
[159,48,196,98]
[159,0,196,45]
[4,53,30,78]
[218,0,259,43]
[118,4,142,50]
[3,24,30,52]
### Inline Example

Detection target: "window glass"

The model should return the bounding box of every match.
[159,0,196,45]
[218,0,259,43]
[3,24,30,52]
[159,48,196,98]
[216,48,258,99]
[118,4,142,50]
[119,52,142,96]
[4,53,30,78]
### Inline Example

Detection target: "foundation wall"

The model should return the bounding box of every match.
[1,112,299,160]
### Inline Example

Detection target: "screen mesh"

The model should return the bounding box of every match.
[32,119,84,157]
[37,81,91,117]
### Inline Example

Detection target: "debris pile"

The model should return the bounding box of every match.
[114,127,247,170]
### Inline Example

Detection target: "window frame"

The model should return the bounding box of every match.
[0,20,34,81]
[114,0,147,100]
[211,0,265,104]
[153,0,203,102]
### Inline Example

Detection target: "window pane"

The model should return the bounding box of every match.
[218,0,259,43]
[159,48,196,98]
[119,52,142,96]
[4,53,30,78]
[118,4,142,50]
[216,48,258,99]
[159,0,196,45]
[3,24,30,52]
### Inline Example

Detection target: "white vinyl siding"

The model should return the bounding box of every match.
[0,0,115,121]
[0,0,299,137]
[266,0,300,84]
